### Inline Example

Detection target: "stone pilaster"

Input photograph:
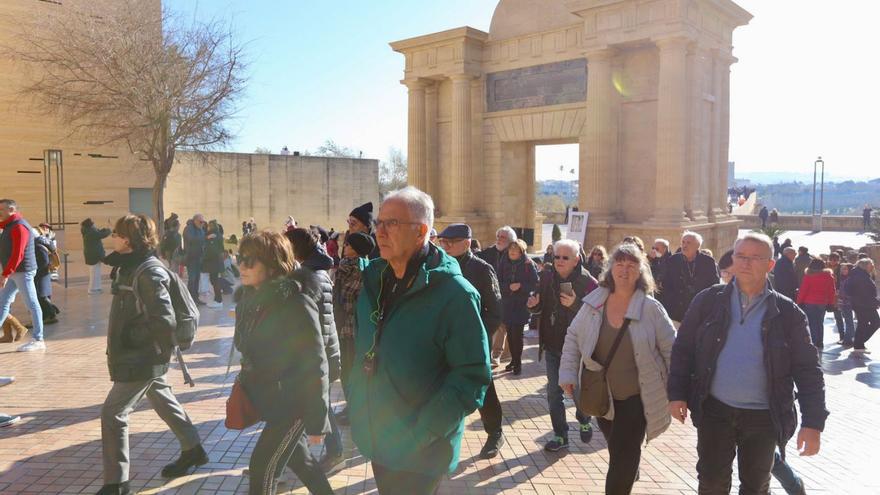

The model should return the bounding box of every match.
[651,37,691,224]
[450,74,473,215]
[580,48,616,221]
[686,46,708,222]
[425,83,439,201]
[404,79,428,191]
[710,50,736,219]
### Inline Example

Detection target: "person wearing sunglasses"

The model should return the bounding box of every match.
[234,231,333,495]
[347,187,490,494]
[527,239,599,452]
[437,223,505,459]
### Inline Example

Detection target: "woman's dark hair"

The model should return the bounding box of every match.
[718,249,734,271]
[590,245,607,260]
[239,231,297,279]
[470,239,481,252]
[807,258,826,273]
[285,227,318,261]
[81,218,94,228]
[113,214,158,253]
[598,243,656,294]
[621,236,645,253]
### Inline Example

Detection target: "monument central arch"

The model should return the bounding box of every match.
[392,0,751,254]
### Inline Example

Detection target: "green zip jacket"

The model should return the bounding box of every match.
[348,245,491,475]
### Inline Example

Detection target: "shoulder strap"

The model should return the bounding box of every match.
[126,258,170,314]
[599,318,632,372]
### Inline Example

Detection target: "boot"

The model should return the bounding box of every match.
[1,316,27,343]
[0,320,11,343]
[161,444,209,478]
[95,481,131,495]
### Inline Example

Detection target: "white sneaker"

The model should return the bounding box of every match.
[0,377,14,388]
[17,340,47,352]
[88,289,103,295]
[206,301,223,309]
[0,414,20,427]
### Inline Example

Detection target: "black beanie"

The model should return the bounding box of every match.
[349,202,373,229]
[347,232,375,257]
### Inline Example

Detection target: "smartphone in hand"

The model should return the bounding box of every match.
[560,282,573,296]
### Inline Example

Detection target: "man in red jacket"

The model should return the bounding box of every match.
[0,199,46,352]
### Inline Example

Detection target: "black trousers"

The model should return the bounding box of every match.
[507,323,524,369]
[833,308,845,337]
[479,379,503,434]
[248,417,332,495]
[372,463,441,495]
[186,262,201,300]
[208,272,223,303]
[854,306,880,349]
[339,336,356,397]
[596,395,646,495]
[696,396,777,495]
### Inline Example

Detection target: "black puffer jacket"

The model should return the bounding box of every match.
[234,276,329,434]
[292,248,342,382]
[105,251,176,382]
[668,282,828,455]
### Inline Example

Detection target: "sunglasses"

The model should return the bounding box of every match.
[237,255,256,268]
[554,255,572,261]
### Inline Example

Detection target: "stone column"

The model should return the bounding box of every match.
[651,37,690,224]
[580,48,616,221]
[710,50,736,218]
[450,73,474,216]
[404,79,427,191]
[718,53,735,217]
[686,46,708,222]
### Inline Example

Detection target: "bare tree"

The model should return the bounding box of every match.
[308,139,361,159]
[3,0,246,231]
[379,147,407,195]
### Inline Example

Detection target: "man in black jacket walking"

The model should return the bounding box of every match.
[845,259,880,354]
[668,233,827,494]
[661,231,719,324]
[437,223,505,459]
[772,247,798,300]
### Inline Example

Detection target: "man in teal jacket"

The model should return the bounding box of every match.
[348,186,491,494]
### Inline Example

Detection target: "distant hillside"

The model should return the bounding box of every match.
[755,179,880,214]
[738,171,878,184]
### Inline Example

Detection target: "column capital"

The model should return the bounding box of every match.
[585,46,616,62]
[653,35,693,51]
[712,48,738,66]
[449,73,478,83]
[402,78,429,90]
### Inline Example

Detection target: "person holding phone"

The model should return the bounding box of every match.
[499,239,538,375]
[527,239,599,451]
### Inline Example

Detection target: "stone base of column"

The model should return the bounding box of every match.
[588,217,741,260]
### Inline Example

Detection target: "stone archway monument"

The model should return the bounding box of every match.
[392,0,751,254]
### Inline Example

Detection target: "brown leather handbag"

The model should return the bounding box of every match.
[225,377,260,430]
[578,318,632,417]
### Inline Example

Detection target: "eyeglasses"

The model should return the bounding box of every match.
[371,218,421,231]
[237,255,256,268]
[554,255,571,261]
[734,254,769,264]
[437,238,464,247]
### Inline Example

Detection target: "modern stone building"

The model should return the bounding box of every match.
[0,0,378,281]
[393,0,751,253]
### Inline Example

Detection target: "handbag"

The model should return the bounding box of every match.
[578,317,632,417]
[225,376,260,430]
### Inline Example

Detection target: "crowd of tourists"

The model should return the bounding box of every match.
[3,186,880,494]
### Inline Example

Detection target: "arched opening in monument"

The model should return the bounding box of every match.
[535,143,579,245]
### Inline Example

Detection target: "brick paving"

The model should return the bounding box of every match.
[1,283,878,494]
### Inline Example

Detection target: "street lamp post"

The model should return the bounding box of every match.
[812,156,825,232]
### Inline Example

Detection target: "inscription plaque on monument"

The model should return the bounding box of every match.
[486,59,587,112]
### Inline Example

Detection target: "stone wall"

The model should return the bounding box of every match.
[737,214,866,232]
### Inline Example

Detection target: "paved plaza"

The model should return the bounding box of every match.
[1,272,879,494]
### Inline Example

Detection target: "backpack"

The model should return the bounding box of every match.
[127,258,200,350]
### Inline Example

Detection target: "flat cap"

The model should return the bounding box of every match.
[437,223,472,239]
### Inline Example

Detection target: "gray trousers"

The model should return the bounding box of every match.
[101,374,201,483]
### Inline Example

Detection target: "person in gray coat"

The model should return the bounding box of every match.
[560,243,675,494]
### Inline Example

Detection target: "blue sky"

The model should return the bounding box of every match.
[165,1,880,181]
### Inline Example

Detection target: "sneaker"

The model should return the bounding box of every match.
[161,444,209,478]
[17,340,46,352]
[319,451,346,475]
[206,301,223,309]
[480,431,505,459]
[852,348,871,355]
[95,482,131,495]
[544,436,569,452]
[0,377,14,388]
[579,423,594,443]
[0,413,21,427]
[504,363,515,372]
[88,289,103,295]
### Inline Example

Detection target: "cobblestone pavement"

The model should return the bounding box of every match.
[1,283,878,494]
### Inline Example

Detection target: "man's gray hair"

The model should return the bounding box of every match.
[856,258,875,271]
[654,238,670,249]
[681,230,703,246]
[382,186,435,231]
[0,199,18,209]
[783,246,797,256]
[735,232,774,258]
[553,239,580,258]
[496,226,517,241]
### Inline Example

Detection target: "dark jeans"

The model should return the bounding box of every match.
[208,271,223,303]
[507,322,524,369]
[38,296,57,320]
[372,463,441,495]
[544,350,590,439]
[596,395,646,495]
[853,306,880,349]
[186,261,202,301]
[479,379,503,434]
[340,336,355,397]
[771,451,804,495]
[833,309,845,337]
[803,304,826,347]
[840,307,856,344]
[249,417,332,495]
[322,395,343,457]
[696,396,777,495]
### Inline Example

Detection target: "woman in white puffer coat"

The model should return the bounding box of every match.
[559,242,676,495]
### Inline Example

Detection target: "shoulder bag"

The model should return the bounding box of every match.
[578,317,632,417]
